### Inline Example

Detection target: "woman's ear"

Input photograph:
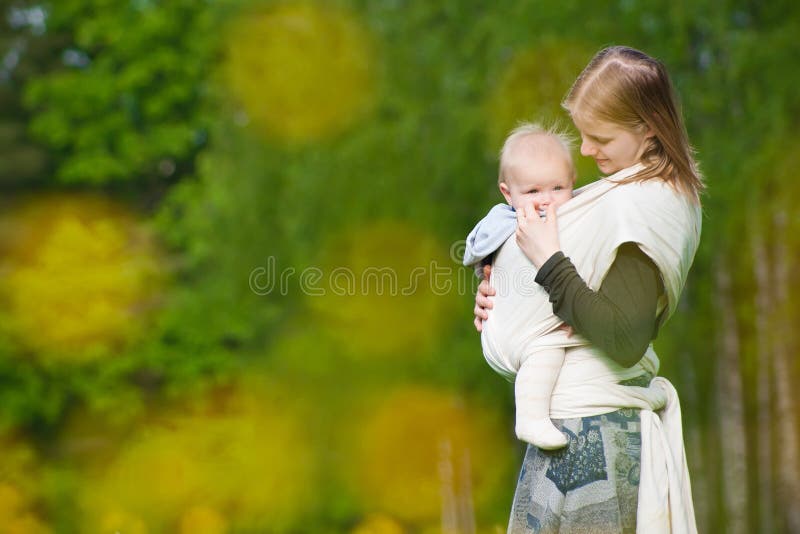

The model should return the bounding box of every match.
[499,182,513,205]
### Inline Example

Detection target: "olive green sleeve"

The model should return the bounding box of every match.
[534,242,664,367]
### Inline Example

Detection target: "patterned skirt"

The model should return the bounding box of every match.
[507,407,642,534]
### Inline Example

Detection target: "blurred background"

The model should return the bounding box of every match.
[0,0,798,532]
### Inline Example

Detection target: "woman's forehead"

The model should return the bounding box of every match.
[572,115,623,136]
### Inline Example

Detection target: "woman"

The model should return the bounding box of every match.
[474,46,703,533]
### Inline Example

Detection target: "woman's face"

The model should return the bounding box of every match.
[573,116,653,175]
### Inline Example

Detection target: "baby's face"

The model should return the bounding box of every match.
[500,151,574,212]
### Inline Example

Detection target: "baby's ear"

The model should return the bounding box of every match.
[498,182,513,205]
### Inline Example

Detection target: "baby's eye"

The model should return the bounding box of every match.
[554,186,564,191]
[528,189,539,194]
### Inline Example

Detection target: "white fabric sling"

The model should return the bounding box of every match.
[549,346,697,534]
[483,163,702,533]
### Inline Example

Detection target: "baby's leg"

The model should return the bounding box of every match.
[515,348,568,449]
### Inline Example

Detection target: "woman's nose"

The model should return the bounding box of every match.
[580,138,595,156]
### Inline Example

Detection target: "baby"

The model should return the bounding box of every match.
[463,123,576,449]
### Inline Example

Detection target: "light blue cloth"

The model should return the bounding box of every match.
[462,203,517,267]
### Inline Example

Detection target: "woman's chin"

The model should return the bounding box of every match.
[596,159,623,175]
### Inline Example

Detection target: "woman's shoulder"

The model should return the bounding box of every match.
[608,175,691,207]
[603,177,701,240]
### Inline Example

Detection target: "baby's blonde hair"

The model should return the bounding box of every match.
[498,122,576,184]
[563,46,703,200]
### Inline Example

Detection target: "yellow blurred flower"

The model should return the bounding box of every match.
[419,523,506,534]
[351,514,406,534]
[0,484,26,523]
[222,3,377,143]
[0,194,163,362]
[346,386,513,525]
[1,516,52,534]
[0,484,51,534]
[179,505,227,534]
[98,509,148,534]
[0,436,50,532]
[308,221,460,357]
[78,378,316,531]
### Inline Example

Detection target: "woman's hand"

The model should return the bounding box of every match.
[515,202,562,268]
[473,264,495,332]
[559,323,575,338]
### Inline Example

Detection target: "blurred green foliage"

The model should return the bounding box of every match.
[0,0,799,531]
[20,0,236,184]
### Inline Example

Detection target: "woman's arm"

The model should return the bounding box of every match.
[474,204,664,365]
[534,242,664,367]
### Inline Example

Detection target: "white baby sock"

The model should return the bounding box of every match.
[515,348,568,450]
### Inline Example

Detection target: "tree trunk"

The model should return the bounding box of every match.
[715,261,748,534]
[752,228,775,533]
[771,210,800,533]
[438,437,459,534]
[458,447,476,534]
[438,438,477,534]
[677,339,709,532]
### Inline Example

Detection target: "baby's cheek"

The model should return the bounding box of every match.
[554,193,574,207]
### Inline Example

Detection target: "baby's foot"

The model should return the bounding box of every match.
[516,418,568,450]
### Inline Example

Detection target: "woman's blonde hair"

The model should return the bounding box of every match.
[562,46,704,200]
